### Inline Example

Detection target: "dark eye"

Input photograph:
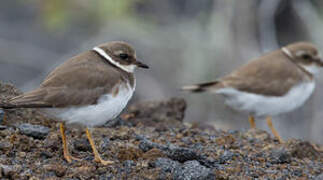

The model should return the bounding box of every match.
[119,53,129,60]
[302,54,311,59]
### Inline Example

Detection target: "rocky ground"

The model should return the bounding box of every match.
[0,82,322,180]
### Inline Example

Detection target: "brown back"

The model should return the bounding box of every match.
[9,51,135,108]
[218,50,312,96]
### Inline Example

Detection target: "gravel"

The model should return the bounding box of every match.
[0,82,322,179]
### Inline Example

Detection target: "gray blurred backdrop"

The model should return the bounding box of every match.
[0,0,322,143]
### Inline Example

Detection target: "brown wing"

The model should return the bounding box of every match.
[218,50,312,96]
[9,51,123,108]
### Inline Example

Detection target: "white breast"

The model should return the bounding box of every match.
[50,82,135,127]
[216,81,315,117]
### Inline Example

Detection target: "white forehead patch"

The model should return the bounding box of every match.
[93,47,136,73]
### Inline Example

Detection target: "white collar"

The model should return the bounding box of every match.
[93,47,136,73]
[281,47,293,59]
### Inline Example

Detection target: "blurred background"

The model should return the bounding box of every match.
[0,0,323,143]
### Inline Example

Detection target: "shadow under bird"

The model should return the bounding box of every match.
[0,41,149,165]
[182,42,323,143]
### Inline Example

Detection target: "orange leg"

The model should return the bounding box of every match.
[266,116,284,143]
[248,115,256,129]
[121,113,135,120]
[85,128,114,165]
[59,123,81,162]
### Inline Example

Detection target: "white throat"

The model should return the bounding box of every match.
[93,47,136,73]
[302,64,321,75]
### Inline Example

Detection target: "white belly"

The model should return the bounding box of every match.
[216,81,315,117]
[49,83,134,127]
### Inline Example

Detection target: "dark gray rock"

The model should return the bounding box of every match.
[0,109,4,123]
[73,139,91,152]
[164,145,201,163]
[153,158,180,173]
[18,123,50,139]
[39,151,53,159]
[138,136,165,152]
[138,136,209,165]
[139,138,202,162]
[173,160,215,180]
[269,148,291,164]
[292,169,302,177]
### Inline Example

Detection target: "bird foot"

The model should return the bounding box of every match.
[94,157,114,165]
[64,153,81,163]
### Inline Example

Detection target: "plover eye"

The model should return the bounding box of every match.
[301,54,311,60]
[119,53,129,60]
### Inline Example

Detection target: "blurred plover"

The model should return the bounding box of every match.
[182,42,322,143]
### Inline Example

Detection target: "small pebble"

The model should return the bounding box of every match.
[0,125,7,130]
[0,109,4,123]
[73,139,91,152]
[39,151,52,159]
[18,123,50,139]
[173,160,215,180]
[43,164,66,177]
[18,152,26,158]
[0,142,11,151]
